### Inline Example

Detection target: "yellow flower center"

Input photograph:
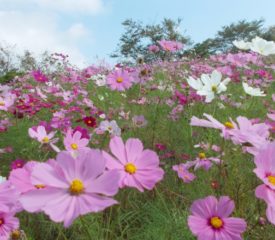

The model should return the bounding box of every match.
[87,120,92,124]
[35,184,45,189]
[224,121,234,129]
[198,152,206,159]
[42,137,49,143]
[0,102,5,106]
[268,175,275,186]
[0,218,4,226]
[124,163,137,174]
[69,179,84,195]
[211,85,217,92]
[107,126,112,131]
[71,143,78,150]
[11,230,21,240]
[210,216,223,229]
[116,77,123,83]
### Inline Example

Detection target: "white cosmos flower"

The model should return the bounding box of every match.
[233,40,251,50]
[187,70,230,103]
[242,82,266,97]
[97,120,121,136]
[90,74,107,86]
[250,36,275,56]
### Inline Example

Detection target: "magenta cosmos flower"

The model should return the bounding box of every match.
[31,70,49,83]
[254,142,275,224]
[103,137,164,192]
[106,69,133,91]
[20,149,120,227]
[188,196,247,240]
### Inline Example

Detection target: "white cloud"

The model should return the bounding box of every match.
[0,0,106,15]
[67,23,89,39]
[0,0,110,67]
[0,10,91,67]
[37,0,105,14]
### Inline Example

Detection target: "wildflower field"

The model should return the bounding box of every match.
[0,37,275,240]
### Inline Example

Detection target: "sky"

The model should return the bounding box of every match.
[0,0,275,67]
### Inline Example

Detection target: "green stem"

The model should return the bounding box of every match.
[80,216,93,239]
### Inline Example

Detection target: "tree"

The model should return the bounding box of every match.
[111,18,191,63]
[191,19,265,57]
[0,43,17,76]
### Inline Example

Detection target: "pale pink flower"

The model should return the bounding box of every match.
[63,129,89,155]
[20,149,120,227]
[107,69,133,91]
[172,164,196,183]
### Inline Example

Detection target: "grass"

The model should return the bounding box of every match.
[0,65,275,240]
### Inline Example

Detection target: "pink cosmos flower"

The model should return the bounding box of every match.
[20,149,120,227]
[158,40,183,52]
[192,152,221,171]
[230,117,270,146]
[188,196,247,240]
[103,137,164,192]
[0,211,20,240]
[0,94,16,111]
[191,113,235,139]
[0,181,19,212]
[63,129,89,156]
[148,45,160,53]
[107,69,133,91]
[9,161,40,194]
[132,115,148,128]
[28,125,57,145]
[172,164,196,183]
[254,142,275,224]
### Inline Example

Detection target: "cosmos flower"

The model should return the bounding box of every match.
[148,45,160,53]
[172,164,196,183]
[9,161,41,194]
[192,152,221,171]
[103,137,164,192]
[158,40,183,52]
[254,142,275,224]
[132,115,148,128]
[187,70,230,103]
[10,159,26,170]
[242,82,266,97]
[188,196,247,240]
[28,126,57,145]
[96,120,121,137]
[233,40,251,50]
[90,74,107,87]
[250,36,275,56]
[0,211,20,240]
[0,94,16,111]
[107,69,133,91]
[0,181,20,212]
[83,116,97,128]
[190,113,235,139]
[63,129,89,156]
[20,149,120,227]
[31,70,49,83]
[73,126,90,140]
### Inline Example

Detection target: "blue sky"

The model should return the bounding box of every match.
[0,0,275,66]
